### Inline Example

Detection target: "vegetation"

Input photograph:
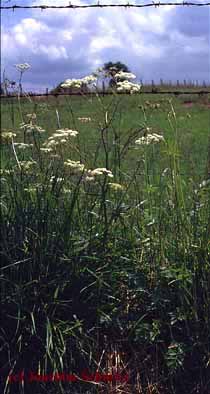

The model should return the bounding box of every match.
[102,61,131,87]
[1,86,210,394]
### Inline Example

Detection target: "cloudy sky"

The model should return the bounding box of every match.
[1,0,210,91]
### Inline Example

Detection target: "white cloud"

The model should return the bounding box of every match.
[1,0,209,90]
[38,45,68,60]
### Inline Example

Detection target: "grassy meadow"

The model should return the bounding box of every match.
[1,91,210,394]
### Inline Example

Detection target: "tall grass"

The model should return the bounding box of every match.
[1,90,210,394]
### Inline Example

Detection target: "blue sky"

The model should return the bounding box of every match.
[1,0,210,92]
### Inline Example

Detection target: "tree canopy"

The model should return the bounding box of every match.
[103,61,130,87]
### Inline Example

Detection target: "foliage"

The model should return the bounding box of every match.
[103,61,130,87]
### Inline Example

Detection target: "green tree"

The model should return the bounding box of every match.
[103,61,130,87]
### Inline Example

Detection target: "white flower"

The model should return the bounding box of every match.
[135,133,165,145]
[114,71,136,81]
[44,129,78,149]
[1,131,16,142]
[14,63,31,72]
[19,123,45,134]
[64,160,85,173]
[19,160,36,171]
[82,75,97,84]
[61,79,83,89]
[116,81,141,94]
[78,117,92,123]
[61,75,96,89]
[13,143,33,150]
[48,129,78,140]
[85,176,95,182]
[57,129,78,137]
[26,113,36,120]
[40,147,53,153]
[199,179,210,188]
[44,139,58,148]
[90,168,114,178]
[50,176,64,183]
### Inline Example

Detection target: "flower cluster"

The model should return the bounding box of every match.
[85,168,114,182]
[13,143,33,150]
[19,160,37,172]
[61,75,97,89]
[135,133,165,146]
[64,160,85,174]
[114,71,136,81]
[145,101,161,109]
[43,129,78,149]
[26,113,37,124]
[116,81,141,94]
[78,117,92,123]
[14,63,31,72]
[19,123,45,134]
[1,131,16,143]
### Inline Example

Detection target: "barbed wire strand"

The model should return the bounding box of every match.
[1,2,210,10]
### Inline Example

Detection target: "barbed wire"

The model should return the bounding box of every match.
[1,2,210,10]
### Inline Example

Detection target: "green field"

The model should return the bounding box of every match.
[1,92,210,394]
[2,93,210,177]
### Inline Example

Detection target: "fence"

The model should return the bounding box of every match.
[1,2,210,10]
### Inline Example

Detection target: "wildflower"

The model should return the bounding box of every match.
[19,123,45,134]
[24,187,37,193]
[19,160,37,171]
[40,147,53,153]
[82,75,97,85]
[61,79,83,89]
[199,179,210,189]
[44,129,78,149]
[63,188,71,194]
[1,131,16,142]
[44,139,59,148]
[64,160,85,173]
[14,63,31,72]
[116,81,141,94]
[56,129,78,137]
[61,75,96,89]
[114,71,136,81]
[78,117,92,123]
[50,176,64,183]
[85,176,95,182]
[0,169,14,175]
[135,133,165,145]
[162,168,169,177]
[108,182,125,191]
[26,113,37,124]
[26,113,36,120]
[13,143,33,150]
[151,103,161,109]
[34,125,45,133]
[90,168,114,178]
[47,129,78,141]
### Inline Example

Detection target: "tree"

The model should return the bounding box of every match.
[103,61,130,88]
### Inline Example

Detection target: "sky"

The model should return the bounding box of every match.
[1,0,210,92]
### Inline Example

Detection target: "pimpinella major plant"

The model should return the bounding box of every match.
[1,73,210,394]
